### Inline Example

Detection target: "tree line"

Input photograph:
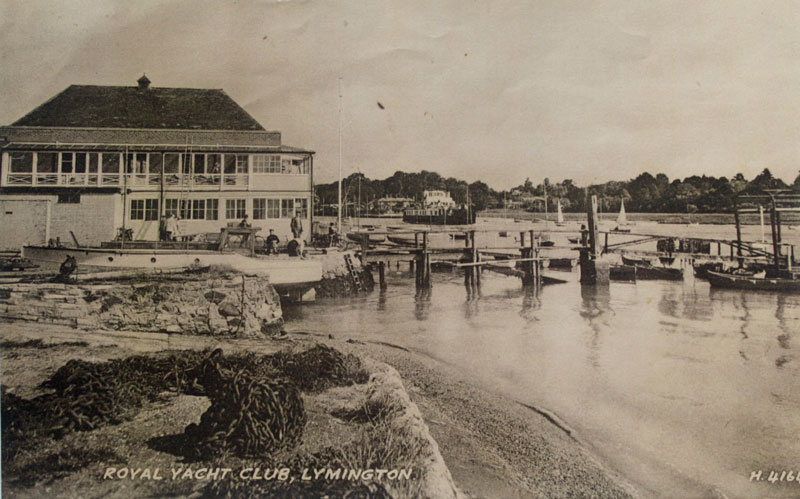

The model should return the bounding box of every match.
[315,169,800,214]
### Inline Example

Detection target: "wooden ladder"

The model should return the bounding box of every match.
[343,254,364,291]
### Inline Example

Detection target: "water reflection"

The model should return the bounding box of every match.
[414,287,432,321]
[658,285,680,319]
[519,285,542,322]
[580,284,611,368]
[709,287,800,368]
[285,269,799,498]
[580,284,611,321]
[775,294,790,348]
[775,294,793,369]
[377,289,387,312]
[463,271,482,303]
[681,282,713,321]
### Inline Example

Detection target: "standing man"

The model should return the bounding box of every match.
[290,213,303,239]
[166,213,180,241]
[328,222,338,247]
[238,214,251,246]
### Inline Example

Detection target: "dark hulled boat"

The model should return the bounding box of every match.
[706,270,800,292]
[402,205,475,225]
[611,263,683,281]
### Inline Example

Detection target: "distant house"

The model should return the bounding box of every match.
[423,190,456,207]
[507,190,542,210]
[374,196,414,214]
[0,76,314,249]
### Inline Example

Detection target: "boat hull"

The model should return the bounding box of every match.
[387,235,415,246]
[706,271,800,292]
[402,207,475,225]
[611,264,683,281]
[22,246,322,290]
[621,255,654,266]
[345,233,386,244]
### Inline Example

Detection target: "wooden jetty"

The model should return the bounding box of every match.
[349,226,551,291]
[343,190,799,295]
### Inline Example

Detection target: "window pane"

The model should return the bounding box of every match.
[206,199,218,220]
[102,153,120,173]
[130,199,144,220]
[145,199,159,221]
[165,199,179,216]
[60,153,74,173]
[182,154,192,174]
[281,199,294,218]
[224,155,236,174]
[10,152,33,173]
[149,153,162,174]
[226,199,236,219]
[193,154,205,174]
[164,154,179,174]
[237,199,246,218]
[253,199,266,219]
[207,154,221,174]
[88,153,99,173]
[236,155,248,174]
[252,154,281,173]
[295,198,308,218]
[191,199,205,220]
[267,199,280,218]
[75,153,87,173]
[38,152,58,173]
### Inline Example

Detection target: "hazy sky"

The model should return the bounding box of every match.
[2,0,799,189]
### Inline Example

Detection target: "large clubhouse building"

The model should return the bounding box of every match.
[0,76,314,250]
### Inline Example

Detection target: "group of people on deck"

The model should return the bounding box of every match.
[159,212,306,256]
[159,213,181,242]
[238,213,305,257]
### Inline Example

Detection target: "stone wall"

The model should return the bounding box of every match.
[0,272,282,337]
[314,250,375,298]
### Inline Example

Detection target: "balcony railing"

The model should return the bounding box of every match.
[2,172,251,189]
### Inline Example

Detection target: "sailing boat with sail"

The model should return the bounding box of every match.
[611,199,632,233]
[555,199,566,226]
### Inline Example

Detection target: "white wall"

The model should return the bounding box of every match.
[0,199,50,250]
[0,193,119,249]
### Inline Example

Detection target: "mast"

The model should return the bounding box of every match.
[121,146,128,248]
[543,180,548,225]
[337,78,343,235]
[466,184,471,224]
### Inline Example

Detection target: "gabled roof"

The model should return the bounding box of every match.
[12,84,265,131]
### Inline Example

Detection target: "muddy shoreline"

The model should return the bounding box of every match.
[2,322,638,498]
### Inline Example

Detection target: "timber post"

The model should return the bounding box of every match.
[416,231,431,289]
[424,231,431,288]
[360,233,369,267]
[580,195,599,285]
[769,197,781,275]
[378,261,387,290]
[733,199,743,267]
[471,230,480,286]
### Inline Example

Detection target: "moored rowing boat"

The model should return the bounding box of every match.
[706,270,800,292]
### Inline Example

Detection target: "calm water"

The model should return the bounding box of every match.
[289,221,800,498]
